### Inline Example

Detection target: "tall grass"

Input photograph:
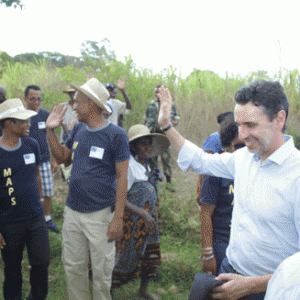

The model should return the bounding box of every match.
[1,59,300,145]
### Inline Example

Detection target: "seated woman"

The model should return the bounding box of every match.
[200,115,244,275]
[111,124,169,300]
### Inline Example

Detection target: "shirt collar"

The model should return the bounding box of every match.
[252,135,295,165]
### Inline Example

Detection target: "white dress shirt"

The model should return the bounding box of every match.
[265,251,300,299]
[178,136,300,276]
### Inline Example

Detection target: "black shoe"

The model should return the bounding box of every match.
[47,220,60,233]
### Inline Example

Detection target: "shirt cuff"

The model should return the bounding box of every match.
[177,140,200,171]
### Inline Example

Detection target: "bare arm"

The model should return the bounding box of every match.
[107,159,129,242]
[116,76,132,109]
[125,201,156,234]
[157,86,185,153]
[61,122,69,136]
[46,103,72,165]
[200,203,217,275]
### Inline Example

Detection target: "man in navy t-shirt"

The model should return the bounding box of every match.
[200,113,244,275]
[0,98,50,300]
[46,78,130,300]
[24,85,59,233]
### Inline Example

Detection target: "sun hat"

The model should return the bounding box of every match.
[0,98,37,121]
[203,132,222,154]
[128,124,170,158]
[63,86,76,94]
[70,78,110,112]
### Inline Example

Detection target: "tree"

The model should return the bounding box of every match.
[80,39,116,75]
[0,0,23,8]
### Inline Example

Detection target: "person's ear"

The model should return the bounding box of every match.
[276,110,286,131]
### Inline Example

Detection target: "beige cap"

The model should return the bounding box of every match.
[0,98,37,120]
[70,78,110,112]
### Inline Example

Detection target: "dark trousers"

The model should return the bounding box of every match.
[218,257,266,300]
[0,215,50,300]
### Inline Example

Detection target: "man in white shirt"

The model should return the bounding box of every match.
[157,80,300,300]
[105,76,132,127]
[264,251,300,300]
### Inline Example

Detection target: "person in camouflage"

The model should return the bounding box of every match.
[144,85,180,191]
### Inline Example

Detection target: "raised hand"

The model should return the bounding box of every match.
[116,76,125,90]
[158,86,172,128]
[46,103,68,130]
[87,72,93,82]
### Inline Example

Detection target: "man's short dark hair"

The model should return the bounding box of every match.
[24,85,41,97]
[235,80,289,131]
[219,113,238,148]
[217,111,234,124]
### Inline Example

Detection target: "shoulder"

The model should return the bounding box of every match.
[22,136,39,147]
[203,174,221,184]
[39,108,50,116]
[21,137,40,153]
[106,123,128,138]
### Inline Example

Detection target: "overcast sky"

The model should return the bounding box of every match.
[0,0,299,78]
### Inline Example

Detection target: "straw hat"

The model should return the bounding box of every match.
[0,98,37,121]
[128,124,170,157]
[63,86,76,94]
[70,78,110,112]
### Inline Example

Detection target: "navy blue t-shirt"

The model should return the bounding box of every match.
[65,121,130,213]
[200,175,234,239]
[0,137,44,223]
[29,108,50,163]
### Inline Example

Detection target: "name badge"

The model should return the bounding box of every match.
[24,153,36,165]
[89,146,104,159]
[38,122,46,129]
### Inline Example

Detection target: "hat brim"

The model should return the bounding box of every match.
[69,83,109,113]
[0,109,37,121]
[63,89,76,94]
[129,133,170,158]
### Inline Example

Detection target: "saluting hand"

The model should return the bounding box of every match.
[116,76,125,90]
[157,86,172,128]
[46,103,68,130]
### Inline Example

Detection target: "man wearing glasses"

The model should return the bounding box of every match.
[24,85,59,233]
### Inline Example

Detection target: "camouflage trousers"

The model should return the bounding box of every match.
[150,147,172,182]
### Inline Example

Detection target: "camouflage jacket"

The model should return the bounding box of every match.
[145,99,180,133]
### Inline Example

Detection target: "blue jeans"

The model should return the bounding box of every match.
[218,257,266,300]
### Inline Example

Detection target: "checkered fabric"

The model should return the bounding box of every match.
[39,161,54,197]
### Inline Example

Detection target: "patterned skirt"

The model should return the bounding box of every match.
[111,181,161,289]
